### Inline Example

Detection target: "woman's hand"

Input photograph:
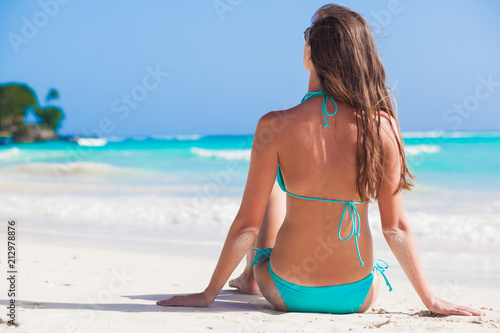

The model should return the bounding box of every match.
[426,297,485,316]
[156,292,213,307]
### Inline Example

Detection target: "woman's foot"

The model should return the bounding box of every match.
[228,269,260,295]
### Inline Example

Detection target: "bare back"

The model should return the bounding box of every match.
[270,96,374,286]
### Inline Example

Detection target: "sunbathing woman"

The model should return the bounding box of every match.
[157,4,484,316]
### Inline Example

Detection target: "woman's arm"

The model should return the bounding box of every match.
[157,113,280,307]
[377,118,484,316]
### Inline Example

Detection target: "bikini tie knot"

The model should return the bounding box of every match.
[374,259,393,292]
[338,201,364,266]
[251,248,272,267]
[301,90,338,127]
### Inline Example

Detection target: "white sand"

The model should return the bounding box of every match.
[1,233,499,333]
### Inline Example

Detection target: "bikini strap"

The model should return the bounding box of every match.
[277,166,364,205]
[338,202,364,266]
[374,259,393,292]
[251,248,272,267]
[301,90,338,127]
[277,165,366,266]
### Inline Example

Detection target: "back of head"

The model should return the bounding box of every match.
[309,4,384,112]
[308,4,414,200]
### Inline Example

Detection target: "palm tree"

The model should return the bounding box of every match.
[46,88,59,104]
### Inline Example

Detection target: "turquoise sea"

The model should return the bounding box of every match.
[0,131,499,248]
[1,131,499,193]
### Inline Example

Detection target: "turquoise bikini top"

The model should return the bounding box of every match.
[276,90,366,267]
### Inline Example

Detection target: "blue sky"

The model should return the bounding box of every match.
[1,0,499,136]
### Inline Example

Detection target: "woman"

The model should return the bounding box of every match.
[157,4,484,315]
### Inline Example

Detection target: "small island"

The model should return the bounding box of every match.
[0,83,64,144]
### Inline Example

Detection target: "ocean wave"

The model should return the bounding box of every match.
[0,161,133,180]
[77,138,107,147]
[2,193,498,245]
[0,147,21,160]
[368,207,500,245]
[152,134,203,141]
[175,134,203,140]
[131,135,149,141]
[405,144,441,155]
[399,211,499,244]
[190,145,435,160]
[402,130,500,139]
[402,131,450,139]
[0,194,240,229]
[0,147,69,162]
[105,136,127,142]
[190,147,251,161]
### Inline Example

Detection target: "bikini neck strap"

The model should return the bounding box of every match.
[302,90,338,127]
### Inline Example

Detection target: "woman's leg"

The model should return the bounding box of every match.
[229,181,287,310]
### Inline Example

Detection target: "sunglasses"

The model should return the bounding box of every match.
[304,27,311,41]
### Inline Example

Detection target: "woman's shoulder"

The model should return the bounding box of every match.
[257,105,303,130]
[253,106,306,150]
[377,110,402,154]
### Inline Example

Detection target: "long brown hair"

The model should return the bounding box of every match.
[308,4,414,201]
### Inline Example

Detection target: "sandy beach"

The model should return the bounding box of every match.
[1,220,499,333]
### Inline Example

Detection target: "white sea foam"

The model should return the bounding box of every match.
[105,136,127,142]
[151,134,203,141]
[175,134,203,140]
[0,148,70,162]
[77,138,107,147]
[190,147,251,161]
[370,209,500,245]
[0,147,21,160]
[0,194,240,230]
[0,161,133,180]
[443,131,500,138]
[402,131,445,139]
[402,130,500,139]
[190,145,438,161]
[131,135,149,141]
[1,192,498,246]
[405,144,441,156]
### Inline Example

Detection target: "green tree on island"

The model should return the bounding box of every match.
[46,88,59,104]
[0,83,64,142]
